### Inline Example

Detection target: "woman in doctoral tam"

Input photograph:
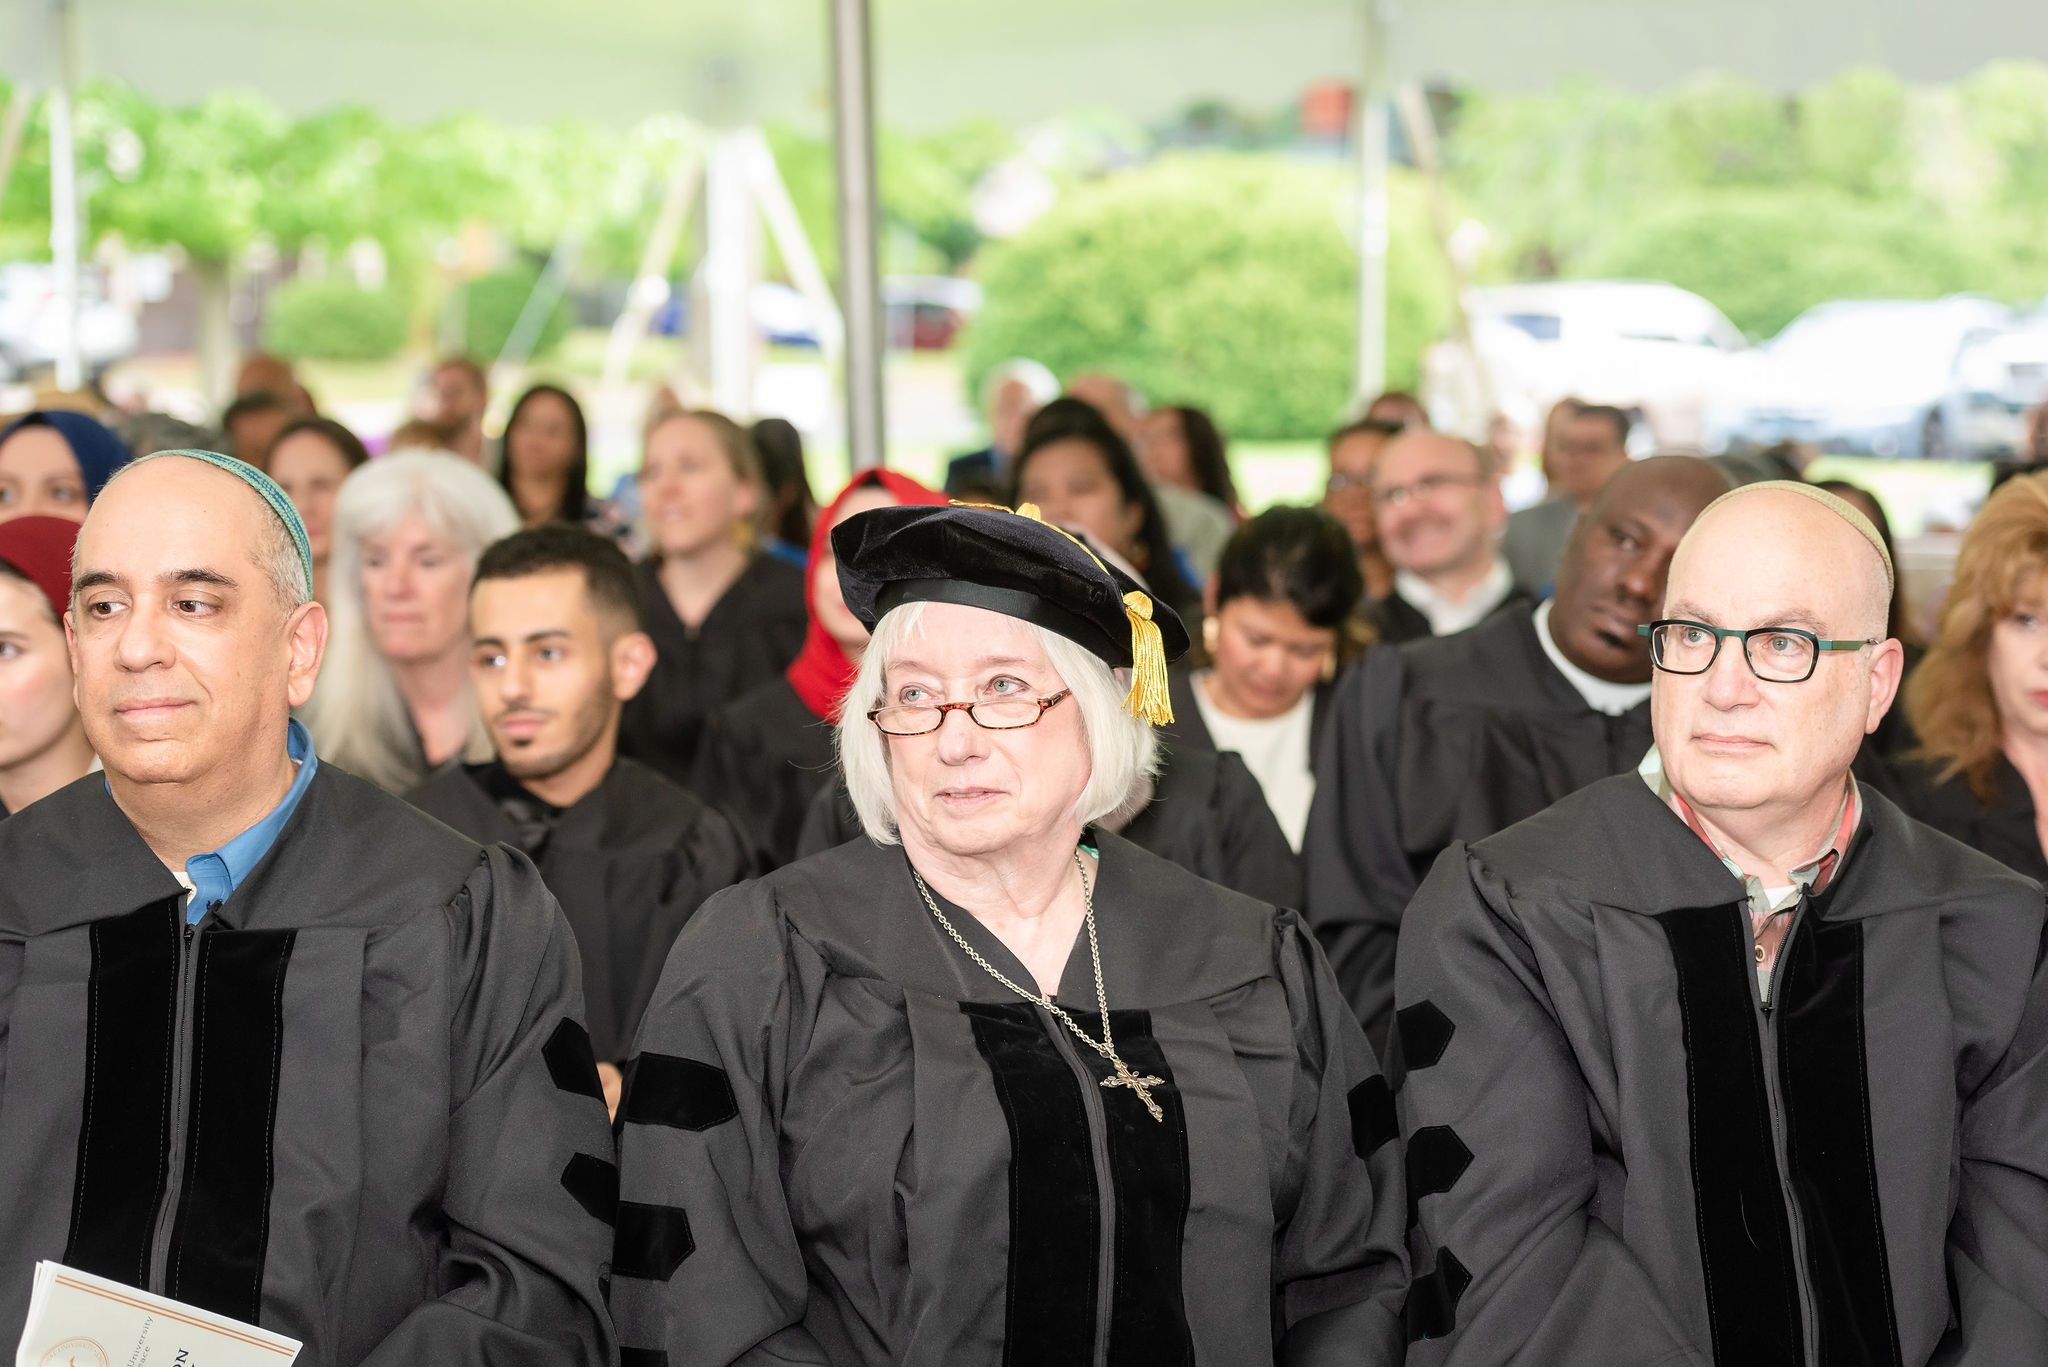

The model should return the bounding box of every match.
[612,502,1408,1365]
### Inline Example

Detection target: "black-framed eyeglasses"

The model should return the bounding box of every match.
[868,690,1071,736]
[1636,620,1878,684]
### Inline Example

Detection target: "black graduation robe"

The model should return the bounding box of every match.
[619,553,808,783]
[0,765,616,1364]
[1394,773,2048,1365]
[609,830,1408,1364]
[796,739,1304,908]
[1359,585,1532,647]
[1879,752,2048,883]
[407,756,757,1062]
[1302,605,1650,1047]
[692,674,838,870]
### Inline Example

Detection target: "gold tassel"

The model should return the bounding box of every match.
[1122,591,1174,725]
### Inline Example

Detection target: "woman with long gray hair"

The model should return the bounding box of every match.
[612,502,1407,1365]
[307,450,520,792]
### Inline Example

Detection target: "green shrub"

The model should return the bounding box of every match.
[261,277,409,361]
[960,153,1450,440]
[459,267,572,362]
[1577,188,2013,338]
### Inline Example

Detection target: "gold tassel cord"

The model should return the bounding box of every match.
[1122,591,1174,725]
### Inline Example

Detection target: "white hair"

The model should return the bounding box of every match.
[96,451,311,610]
[836,600,1160,846]
[979,357,1060,414]
[305,450,520,792]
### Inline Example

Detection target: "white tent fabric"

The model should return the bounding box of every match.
[8,0,2046,130]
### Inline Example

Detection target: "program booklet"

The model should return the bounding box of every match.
[14,1262,300,1367]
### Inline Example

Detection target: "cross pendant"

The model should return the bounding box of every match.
[1100,1065,1166,1122]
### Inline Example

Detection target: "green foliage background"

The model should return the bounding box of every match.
[1448,64,2048,337]
[960,155,1448,439]
[261,278,409,360]
[459,268,573,362]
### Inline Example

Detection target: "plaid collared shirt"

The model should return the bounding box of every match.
[1639,745,1860,1006]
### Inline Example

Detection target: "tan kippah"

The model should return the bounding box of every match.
[1696,479,1894,596]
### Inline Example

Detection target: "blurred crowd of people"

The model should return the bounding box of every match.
[4,349,2048,1363]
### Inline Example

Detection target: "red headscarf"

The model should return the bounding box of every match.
[786,468,947,721]
[0,515,83,620]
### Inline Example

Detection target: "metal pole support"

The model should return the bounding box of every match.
[829,0,886,469]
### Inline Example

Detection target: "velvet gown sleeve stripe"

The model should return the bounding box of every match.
[64,902,181,1288]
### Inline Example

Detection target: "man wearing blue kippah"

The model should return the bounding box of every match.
[0,452,616,1361]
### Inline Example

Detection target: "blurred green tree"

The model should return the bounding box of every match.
[961,153,1449,439]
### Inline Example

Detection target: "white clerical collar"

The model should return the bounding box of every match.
[1393,557,1515,637]
[1533,598,1653,716]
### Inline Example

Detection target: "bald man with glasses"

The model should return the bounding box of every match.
[1392,482,2048,1364]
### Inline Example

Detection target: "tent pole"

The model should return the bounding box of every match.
[48,0,82,393]
[601,144,701,392]
[703,130,756,419]
[1352,0,1389,408]
[828,0,886,470]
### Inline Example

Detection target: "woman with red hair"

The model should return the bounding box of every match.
[692,467,947,866]
[1889,470,2048,879]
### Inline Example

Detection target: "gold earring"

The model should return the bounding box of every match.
[1201,617,1219,658]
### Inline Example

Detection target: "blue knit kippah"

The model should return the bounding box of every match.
[149,449,315,599]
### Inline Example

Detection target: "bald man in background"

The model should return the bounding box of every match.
[0,452,614,1359]
[1395,482,2048,1363]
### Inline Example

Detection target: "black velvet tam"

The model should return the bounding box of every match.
[832,502,1191,668]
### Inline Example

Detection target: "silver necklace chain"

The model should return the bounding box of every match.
[911,849,1165,1122]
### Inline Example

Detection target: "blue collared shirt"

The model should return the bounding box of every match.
[178,719,319,924]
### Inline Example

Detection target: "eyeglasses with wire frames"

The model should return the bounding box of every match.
[868,689,1072,736]
[1636,620,1879,684]
[1370,471,1484,509]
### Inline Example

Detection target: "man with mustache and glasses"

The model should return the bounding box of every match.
[0,451,616,1360]
[1305,456,1730,1046]
[1359,430,1530,647]
[1393,481,2048,1364]
[408,525,754,1117]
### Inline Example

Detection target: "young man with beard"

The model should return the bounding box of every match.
[408,525,755,1115]
[1304,455,1730,1046]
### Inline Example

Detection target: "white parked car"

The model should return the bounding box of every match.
[0,263,139,381]
[1423,280,1747,451]
[1703,296,2016,460]
[1952,312,2048,457]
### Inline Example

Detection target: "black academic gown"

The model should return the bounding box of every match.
[0,766,615,1364]
[609,831,1408,1365]
[407,756,757,1062]
[1395,774,2048,1364]
[619,553,808,783]
[1360,585,1533,647]
[692,675,838,870]
[796,740,1304,908]
[1881,752,2048,883]
[1303,605,1653,1047]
